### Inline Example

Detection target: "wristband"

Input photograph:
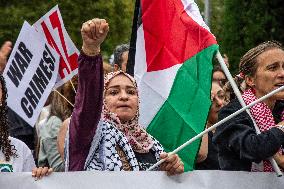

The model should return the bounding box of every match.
[82,45,100,56]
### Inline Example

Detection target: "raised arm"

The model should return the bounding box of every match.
[68,19,109,171]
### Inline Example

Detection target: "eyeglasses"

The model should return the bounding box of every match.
[211,91,226,103]
[213,78,227,86]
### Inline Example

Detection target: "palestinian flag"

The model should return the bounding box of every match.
[127,0,218,171]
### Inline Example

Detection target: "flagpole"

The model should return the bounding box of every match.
[204,0,211,26]
[215,51,282,176]
[70,80,77,94]
[147,84,284,174]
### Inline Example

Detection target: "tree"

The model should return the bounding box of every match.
[0,0,135,59]
[219,0,284,73]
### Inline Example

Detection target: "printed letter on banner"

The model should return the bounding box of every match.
[33,5,79,88]
[3,21,60,127]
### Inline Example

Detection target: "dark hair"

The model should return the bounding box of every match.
[0,74,17,161]
[113,44,129,68]
[213,65,224,74]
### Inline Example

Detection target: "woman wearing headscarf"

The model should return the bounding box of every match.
[213,41,284,172]
[67,18,184,175]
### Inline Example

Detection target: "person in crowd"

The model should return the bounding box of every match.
[66,18,184,175]
[34,93,53,163]
[38,76,77,172]
[212,65,227,87]
[0,73,51,178]
[213,41,284,172]
[35,93,53,134]
[1,41,35,151]
[57,118,69,161]
[113,44,129,72]
[0,74,35,172]
[196,81,226,170]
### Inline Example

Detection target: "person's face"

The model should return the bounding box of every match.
[246,48,284,101]
[105,74,138,122]
[208,82,226,125]
[120,51,129,72]
[212,71,226,86]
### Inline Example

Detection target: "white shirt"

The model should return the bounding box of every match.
[0,137,35,172]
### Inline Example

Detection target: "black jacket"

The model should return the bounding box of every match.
[213,99,284,171]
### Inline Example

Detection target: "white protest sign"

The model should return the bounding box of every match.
[33,5,79,88]
[3,21,60,127]
[0,171,284,189]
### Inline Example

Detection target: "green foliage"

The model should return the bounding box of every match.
[0,0,135,59]
[2,0,282,73]
[219,0,284,73]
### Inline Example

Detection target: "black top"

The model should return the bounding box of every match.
[213,99,284,171]
[135,150,158,171]
[195,131,220,170]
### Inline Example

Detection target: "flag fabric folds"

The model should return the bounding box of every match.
[127,0,218,171]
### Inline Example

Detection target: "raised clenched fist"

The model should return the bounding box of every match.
[81,18,109,56]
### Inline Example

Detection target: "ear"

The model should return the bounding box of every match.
[245,75,255,88]
[113,64,120,71]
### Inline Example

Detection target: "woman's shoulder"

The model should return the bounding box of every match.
[47,116,63,124]
[40,116,63,139]
[9,137,30,150]
[213,99,254,143]
[8,137,35,172]
[218,98,250,120]
[9,137,33,157]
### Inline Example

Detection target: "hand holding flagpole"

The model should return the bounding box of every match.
[148,84,284,175]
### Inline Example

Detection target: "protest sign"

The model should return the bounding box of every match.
[3,21,59,127]
[33,5,79,88]
[0,171,283,189]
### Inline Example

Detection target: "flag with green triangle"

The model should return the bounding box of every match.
[127,0,218,171]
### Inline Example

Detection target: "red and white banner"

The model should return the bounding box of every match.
[33,5,79,88]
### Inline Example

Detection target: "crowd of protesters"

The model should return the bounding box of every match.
[1,17,284,179]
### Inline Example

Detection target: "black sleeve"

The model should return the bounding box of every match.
[213,100,284,162]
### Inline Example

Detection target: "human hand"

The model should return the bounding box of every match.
[273,152,284,169]
[32,167,53,180]
[276,121,284,132]
[81,18,109,56]
[160,153,184,176]
[0,41,12,73]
